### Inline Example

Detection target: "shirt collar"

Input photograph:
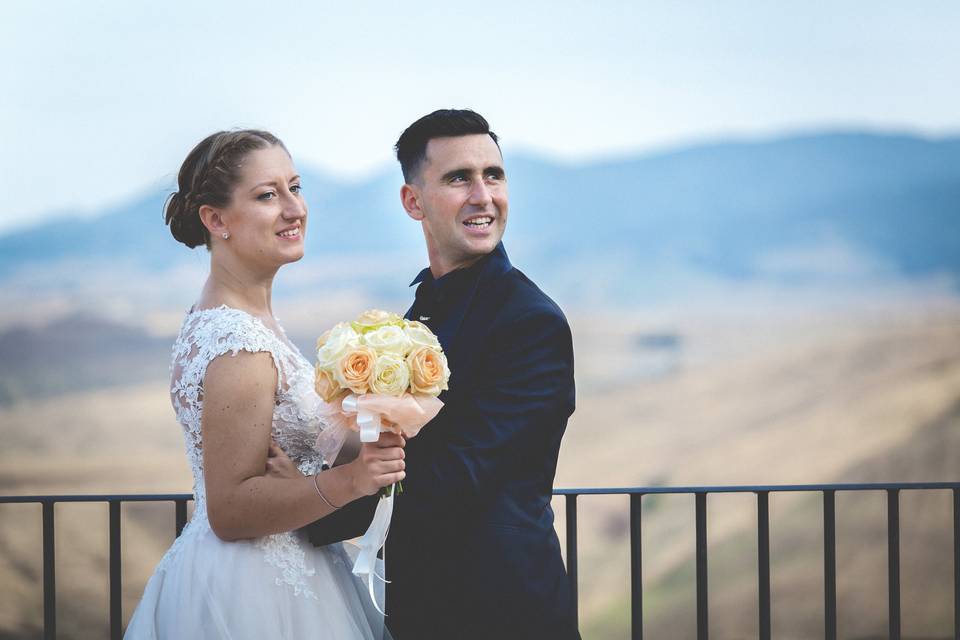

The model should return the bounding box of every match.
[408,242,511,293]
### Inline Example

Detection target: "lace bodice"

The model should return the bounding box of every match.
[165,305,328,597]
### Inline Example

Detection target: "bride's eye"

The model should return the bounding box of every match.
[257,191,276,201]
[290,184,302,194]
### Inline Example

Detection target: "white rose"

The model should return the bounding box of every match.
[362,324,413,356]
[369,353,411,397]
[316,322,360,369]
[403,320,442,350]
[352,308,403,334]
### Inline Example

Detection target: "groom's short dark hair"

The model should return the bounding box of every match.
[395,109,500,183]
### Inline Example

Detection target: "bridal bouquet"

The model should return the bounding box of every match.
[314,308,449,453]
[312,309,450,613]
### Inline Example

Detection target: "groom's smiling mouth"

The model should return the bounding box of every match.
[463,215,494,230]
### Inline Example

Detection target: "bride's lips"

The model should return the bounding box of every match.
[276,225,302,240]
[462,214,495,235]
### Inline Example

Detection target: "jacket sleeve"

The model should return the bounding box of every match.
[302,493,378,546]
[396,305,575,517]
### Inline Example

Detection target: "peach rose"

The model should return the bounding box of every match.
[314,364,345,403]
[334,346,377,394]
[407,346,450,396]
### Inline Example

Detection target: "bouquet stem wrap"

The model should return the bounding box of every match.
[315,392,443,614]
[352,491,394,615]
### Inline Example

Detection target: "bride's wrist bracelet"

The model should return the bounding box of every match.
[313,473,343,510]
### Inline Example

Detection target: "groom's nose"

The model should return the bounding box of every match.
[467,179,493,207]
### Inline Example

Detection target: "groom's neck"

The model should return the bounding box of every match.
[427,251,486,280]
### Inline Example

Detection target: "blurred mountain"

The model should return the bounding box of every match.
[1,131,958,299]
[0,314,170,405]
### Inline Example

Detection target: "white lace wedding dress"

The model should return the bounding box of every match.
[124,306,385,639]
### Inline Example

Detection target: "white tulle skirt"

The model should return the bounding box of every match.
[124,517,387,639]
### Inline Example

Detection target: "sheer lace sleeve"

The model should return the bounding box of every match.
[170,307,289,477]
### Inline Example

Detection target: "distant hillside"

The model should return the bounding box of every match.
[0,315,170,405]
[1,132,958,302]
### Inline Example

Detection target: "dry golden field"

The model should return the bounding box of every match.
[1,297,959,639]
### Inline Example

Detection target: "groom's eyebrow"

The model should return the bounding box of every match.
[440,168,470,182]
[440,166,505,181]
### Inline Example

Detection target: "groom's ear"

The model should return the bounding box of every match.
[400,184,424,221]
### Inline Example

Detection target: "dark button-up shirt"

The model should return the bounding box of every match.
[407,241,509,342]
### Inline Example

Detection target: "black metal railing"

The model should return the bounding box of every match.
[1,493,191,640]
[3,482,959,640]
[556,483,960,640]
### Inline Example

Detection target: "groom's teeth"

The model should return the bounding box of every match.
[465,217,493,227]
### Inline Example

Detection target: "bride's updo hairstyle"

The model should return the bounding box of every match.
[165,129,287,249]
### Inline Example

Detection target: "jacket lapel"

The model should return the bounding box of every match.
[436,243,513,371]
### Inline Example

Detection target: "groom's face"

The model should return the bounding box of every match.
[402,134,508,276]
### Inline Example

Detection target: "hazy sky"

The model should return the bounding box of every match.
[2,1,958,232]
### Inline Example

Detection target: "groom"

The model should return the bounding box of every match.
[306,109,579,640]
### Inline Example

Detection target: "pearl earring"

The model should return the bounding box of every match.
[222,232,230,239]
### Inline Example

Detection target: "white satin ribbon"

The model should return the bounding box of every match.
[341,394,384,442]
[352,493,394,615]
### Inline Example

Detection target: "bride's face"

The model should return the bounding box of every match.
[217,145,307,268]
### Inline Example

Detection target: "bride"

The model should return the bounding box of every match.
[124,130,404,639]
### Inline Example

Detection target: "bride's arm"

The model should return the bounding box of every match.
[201,350,405,542]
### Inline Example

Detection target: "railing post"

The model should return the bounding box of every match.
[630,493,643,640]
[824,490,837,640]
[696,492,708,640]
[565,493,578,629]
[954,488,960,640]
[887,489,901,640]
[757,491,771,640]
[42,500,56,640]
[109,500,122,640]
[175,499,188,538]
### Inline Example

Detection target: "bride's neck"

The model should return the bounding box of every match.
[199,256,276,317]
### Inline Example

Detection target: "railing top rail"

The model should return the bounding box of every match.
[554,481,960,495]
[0,493,194,504]
[2,482,960,504]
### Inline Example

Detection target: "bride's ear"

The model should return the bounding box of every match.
[400,184,424,221]
[199,205,229,239]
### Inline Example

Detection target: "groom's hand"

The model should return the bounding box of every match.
[265,440,303,479]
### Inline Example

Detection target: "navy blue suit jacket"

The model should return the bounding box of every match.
[306,244,579,639]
